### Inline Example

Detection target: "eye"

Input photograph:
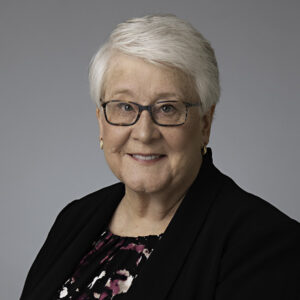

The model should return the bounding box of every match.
[118,102,134,112]
[160,104,176,113]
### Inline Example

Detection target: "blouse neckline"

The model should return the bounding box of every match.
[106,227,164,240]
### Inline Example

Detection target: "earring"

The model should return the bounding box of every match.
[100,138,104,150]
[201,145,207,156]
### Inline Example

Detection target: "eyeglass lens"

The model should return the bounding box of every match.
[105,101,187,125]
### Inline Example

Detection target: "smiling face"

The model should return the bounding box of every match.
[96,53,214,197]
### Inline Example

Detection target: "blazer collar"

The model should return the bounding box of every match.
[117,148,225,300]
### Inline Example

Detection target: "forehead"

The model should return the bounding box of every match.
[103,53,195,100]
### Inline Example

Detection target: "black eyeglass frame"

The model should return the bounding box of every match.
[100,99,202,127]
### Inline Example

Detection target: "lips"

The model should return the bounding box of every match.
[132,154,162,160]
[128,153,166,162]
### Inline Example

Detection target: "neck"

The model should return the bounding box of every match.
[123,188,185,222]
[111,190,185,236]
[109,156,204,236]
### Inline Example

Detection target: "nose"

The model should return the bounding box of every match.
[131,110,161,143]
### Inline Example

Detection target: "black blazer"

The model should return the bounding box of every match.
[20,149,300,300]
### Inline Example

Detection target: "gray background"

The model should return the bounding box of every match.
[1,0,299,298]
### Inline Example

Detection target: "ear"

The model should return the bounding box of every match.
[96,107,104,139]
[201,105,215,145]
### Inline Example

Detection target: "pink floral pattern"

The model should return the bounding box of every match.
[54,229,163,299]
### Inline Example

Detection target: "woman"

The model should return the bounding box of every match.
[21,15,300,300]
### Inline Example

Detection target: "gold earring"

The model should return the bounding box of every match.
[100,138,104,150]
[201,145,207,156]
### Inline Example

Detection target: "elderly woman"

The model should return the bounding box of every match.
[21,15,299,300]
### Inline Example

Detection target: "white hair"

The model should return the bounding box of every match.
[89,14,220,113]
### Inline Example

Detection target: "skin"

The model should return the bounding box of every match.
[96,53,215,237]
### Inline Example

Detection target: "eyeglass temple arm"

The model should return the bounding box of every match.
[184,102,202,109]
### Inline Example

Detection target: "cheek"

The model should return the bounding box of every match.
[164,123,203,153]
[167,133,187,153]
[102,126,131,154]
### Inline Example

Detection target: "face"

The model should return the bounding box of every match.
[97,53,214,196]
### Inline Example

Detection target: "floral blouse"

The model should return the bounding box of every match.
[54,228,163,300]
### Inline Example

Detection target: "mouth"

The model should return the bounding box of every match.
[128,153,166,162]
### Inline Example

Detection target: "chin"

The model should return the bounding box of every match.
[124,177,170,195]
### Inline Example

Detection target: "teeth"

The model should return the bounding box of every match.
[132,154,161,161]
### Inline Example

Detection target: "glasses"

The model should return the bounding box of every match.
[100,99,202,127]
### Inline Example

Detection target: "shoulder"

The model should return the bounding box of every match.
[57,182,123,218]
[212,170,299,230]
[210,169,300,249]
[209,170,300,297]
[21,182,124,298]
[42,182,124,244]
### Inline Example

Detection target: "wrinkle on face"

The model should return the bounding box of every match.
[96,53,214,197]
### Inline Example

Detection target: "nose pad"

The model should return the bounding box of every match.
[137,105,154,122]
[137,109,156,128]
[139,108,154,122]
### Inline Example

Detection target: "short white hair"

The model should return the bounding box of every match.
[89,14,220,113]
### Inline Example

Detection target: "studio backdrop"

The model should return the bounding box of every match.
[0,1,299,299]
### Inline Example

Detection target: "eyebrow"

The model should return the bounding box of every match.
[153,92,183,99]
[108,89,135,99]
[109,89,183,100]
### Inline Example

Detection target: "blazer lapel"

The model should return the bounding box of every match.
[29,184,125,300]
[119,149,225,300]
